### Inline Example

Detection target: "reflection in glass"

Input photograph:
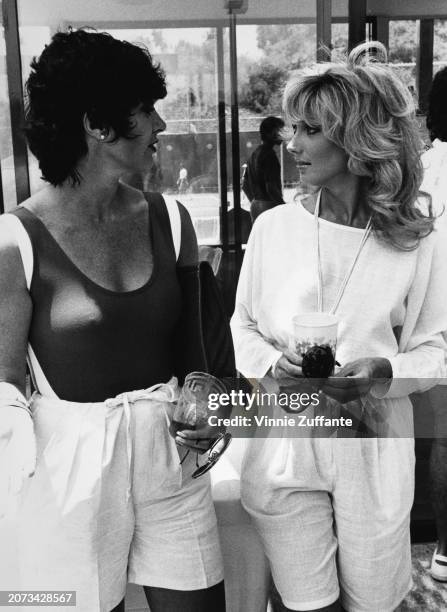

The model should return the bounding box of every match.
[19,26,52,196]
[107,28,223,245]
[0,27,17,210]
[237,24,317,208]
[331,23,348,60]
[434,19,447,76]
[15,22,225,245]
[388,20,418,94]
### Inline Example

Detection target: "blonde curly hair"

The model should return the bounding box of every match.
[283,41,434,250]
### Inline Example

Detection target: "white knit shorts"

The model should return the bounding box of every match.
[0,379,223,612]
[241,403,415,612]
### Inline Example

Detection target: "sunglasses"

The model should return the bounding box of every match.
[179,432,233,478]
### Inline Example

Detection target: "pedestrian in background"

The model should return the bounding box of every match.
[242,116,285,222]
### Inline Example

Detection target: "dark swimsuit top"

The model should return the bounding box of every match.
[12,194,182,402]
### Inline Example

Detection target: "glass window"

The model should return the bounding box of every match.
[388,20,418,94]
[19,26,52,196]
[331,22,348,60]
[0,27,17,211]
[434,19,447,75]
[107,27,224,245]
[16,18,226,245]
[237,23,317,208]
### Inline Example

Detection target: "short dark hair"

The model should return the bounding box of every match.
[427,67,447,142]
[25,29,167,186]
[259,116,284,141]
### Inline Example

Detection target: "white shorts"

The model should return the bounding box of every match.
[241,405,415,612]
[0,379,223,612]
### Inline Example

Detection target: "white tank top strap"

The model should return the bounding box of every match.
[163,196,182,261]
[27,345,58,399]
[3,212,58,398]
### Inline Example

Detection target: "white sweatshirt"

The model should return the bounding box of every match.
[231,201,447,398]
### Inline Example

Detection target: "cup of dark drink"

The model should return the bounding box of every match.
[290,313,339,378]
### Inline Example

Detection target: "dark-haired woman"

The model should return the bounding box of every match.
[231,43,447,611]
[0,30,225,612]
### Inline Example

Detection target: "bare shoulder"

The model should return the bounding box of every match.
[0,215,28,292]
[16,186,69,234]
[0,215,32,391]
[20,185,55,217]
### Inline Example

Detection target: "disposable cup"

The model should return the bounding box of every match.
[290,313,339,361]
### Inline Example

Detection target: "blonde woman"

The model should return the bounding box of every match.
[231,43,447,611]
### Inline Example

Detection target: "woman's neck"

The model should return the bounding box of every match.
[319,177,369,228]
[50,169,141,226]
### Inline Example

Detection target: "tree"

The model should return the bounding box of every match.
[256,24,316,71]
[239,63,287,114]
[237,24,316,113]
[434,19,447,63]
[389,21,418,63]
[131,30,167,53]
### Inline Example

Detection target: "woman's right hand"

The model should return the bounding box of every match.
[271,351,321,412]
[271,350,303,383]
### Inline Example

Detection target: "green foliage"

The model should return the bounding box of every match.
[118,21,447,124]
[239,63,286,114]
[245,20,447,115]
[256,24,316,71]
[434,19,447,62]
[389,21,418,63]
[128,30,168,53]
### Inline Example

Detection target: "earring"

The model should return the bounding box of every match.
[100,133,106,141]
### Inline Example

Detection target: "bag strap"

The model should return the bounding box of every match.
[164,197,182,262]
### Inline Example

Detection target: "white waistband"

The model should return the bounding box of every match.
[33,377,180,503]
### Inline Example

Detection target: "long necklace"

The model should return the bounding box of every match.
[314,189,372,314]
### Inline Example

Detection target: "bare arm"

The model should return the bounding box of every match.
[0,218,32,395]
[0,218,37,494]
[174,204,226,450]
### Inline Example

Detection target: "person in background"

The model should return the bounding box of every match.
[0,29,225,612]
[420,65,447,583]
[231,42,447,611]
[177,162,189,194]
[242,116,285,222]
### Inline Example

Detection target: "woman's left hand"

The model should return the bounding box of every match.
[175,422,225,454]
[321,357,392,404]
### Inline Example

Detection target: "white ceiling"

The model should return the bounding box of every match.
[15,0,447,30]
